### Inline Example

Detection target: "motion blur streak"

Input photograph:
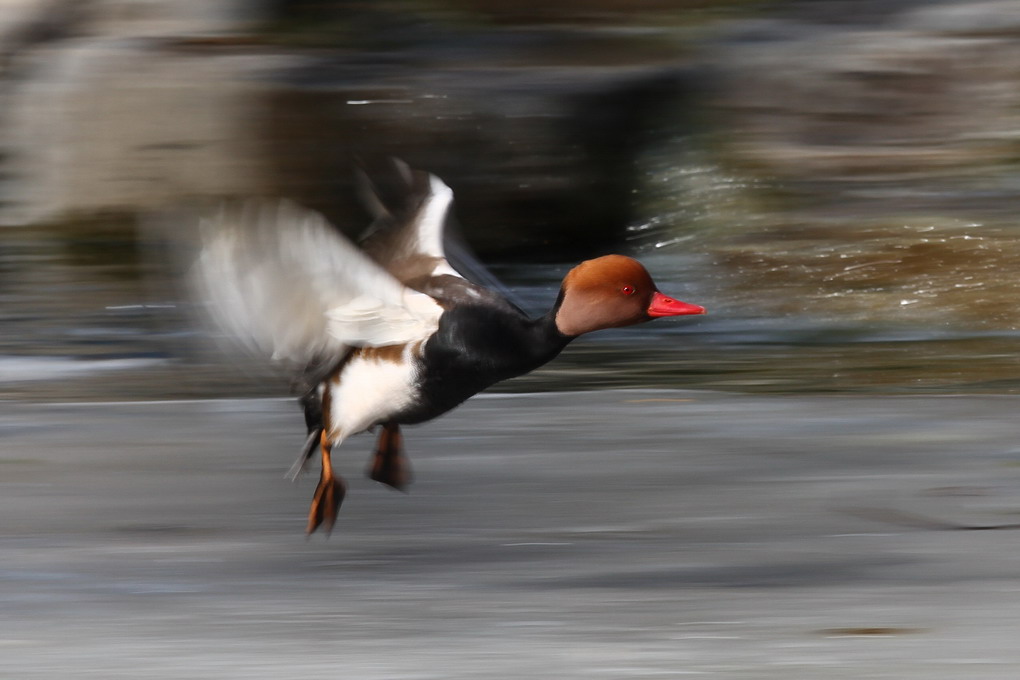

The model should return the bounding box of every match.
[4,2,1020,679]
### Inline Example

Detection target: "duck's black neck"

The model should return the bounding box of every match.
[422,295,572,386]
[526,298,574,365]
[458,301,573,380]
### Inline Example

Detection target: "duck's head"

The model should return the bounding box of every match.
[554,255,705,337]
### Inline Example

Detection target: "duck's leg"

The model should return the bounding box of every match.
[307,430,346,535]
[368,422,412,491]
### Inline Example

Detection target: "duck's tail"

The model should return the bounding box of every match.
[285,387,324,481]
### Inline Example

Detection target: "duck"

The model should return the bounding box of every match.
[191,162,706,534]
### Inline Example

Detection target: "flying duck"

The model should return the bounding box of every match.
[192,164,706,534]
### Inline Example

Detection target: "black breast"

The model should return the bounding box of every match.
[394,284,571,424]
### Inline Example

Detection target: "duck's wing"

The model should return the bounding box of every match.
[356,161,532,313]
[356,160,461,289]
[190,199,443,370]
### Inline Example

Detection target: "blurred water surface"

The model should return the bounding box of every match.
[4,0,1020,401]
[5,134,1020,402]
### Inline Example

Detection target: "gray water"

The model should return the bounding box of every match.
[7,3,1020,402]
[5,141,1020,402]
[6,391,1020,678]
[4,178,1020,402]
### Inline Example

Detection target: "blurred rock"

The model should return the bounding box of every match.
[897,0,1020,36]
[0,0,274,226]
[0,1,698,257]
[10,0,1020,259]
[88,0,268,37]
[710,1,1020,185]
[0,1,57,41]
[1,41,286,225]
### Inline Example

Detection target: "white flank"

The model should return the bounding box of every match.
[327,347,421,440]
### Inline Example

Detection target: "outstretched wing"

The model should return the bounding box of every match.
[190,199,443,368]
[356,161,533,314]
[356,160,461,288]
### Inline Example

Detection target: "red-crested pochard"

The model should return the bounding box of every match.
[192,164,705,534]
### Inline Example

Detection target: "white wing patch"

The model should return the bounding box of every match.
[326,291,439,347]
[415,175,459,277]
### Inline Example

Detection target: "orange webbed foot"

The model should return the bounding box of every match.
[306,472,346,536]
[306,431,345,536]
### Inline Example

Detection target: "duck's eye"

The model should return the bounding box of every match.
[621,285,636,296]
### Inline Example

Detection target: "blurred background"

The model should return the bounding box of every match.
[4,0,1020,401]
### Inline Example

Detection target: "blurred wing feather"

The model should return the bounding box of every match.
[191,200,442,366]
